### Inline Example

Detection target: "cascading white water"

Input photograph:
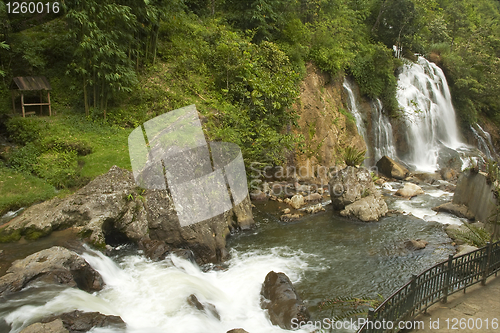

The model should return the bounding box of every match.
[371,99,397,162]
[397,56,463,172]
[3,247,316,333]
[470,124,497,161]
[342,79,367,141]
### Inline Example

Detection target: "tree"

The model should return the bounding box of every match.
[66,0,138,117]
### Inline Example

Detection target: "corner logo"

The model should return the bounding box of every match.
[128,105,248,227]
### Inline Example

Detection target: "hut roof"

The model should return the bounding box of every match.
[11,77,52,91]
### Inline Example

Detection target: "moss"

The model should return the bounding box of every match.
[24,226,52,240]
[0,227,22,243]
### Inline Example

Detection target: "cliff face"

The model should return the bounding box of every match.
[291,63,365,183]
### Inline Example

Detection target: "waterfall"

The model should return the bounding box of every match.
[396,56,463,172]
[371,99,397,163]
[342,78,367,140]
[470,124,497,161]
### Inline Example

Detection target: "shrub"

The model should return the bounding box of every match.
[343,146,366,167]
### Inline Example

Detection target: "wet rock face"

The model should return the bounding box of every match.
[260,271,310,330]
[329,166,388,222]
[39,310,125,333]
[0,246,103,297]
[376,156,409,180]
[432,202,475,220]
[2,166,255,265]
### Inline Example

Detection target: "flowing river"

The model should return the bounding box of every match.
[0,182,463,333]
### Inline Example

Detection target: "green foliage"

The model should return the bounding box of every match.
[319,294,385,322]
[451,223,496,248]
[5,117,46,144]
[343,146,366,167]
[0,165,56,216]
[7,143,41,174]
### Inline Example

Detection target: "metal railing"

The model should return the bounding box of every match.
[357,240,500,333]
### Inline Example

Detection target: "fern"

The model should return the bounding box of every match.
[343,146,366,167]
[452,223,495,248]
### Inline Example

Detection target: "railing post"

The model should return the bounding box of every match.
[407,274,418,318]
[442,254,453,303]
[482,242,492,286]
[366,307,375,333]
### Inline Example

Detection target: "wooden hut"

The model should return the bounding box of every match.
[11,76,52,117]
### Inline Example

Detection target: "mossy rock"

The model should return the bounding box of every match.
[0,227,22,243]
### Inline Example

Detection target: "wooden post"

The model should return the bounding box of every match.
[39,91,43,115]
[48,91,52,116]
[11,91,16,114]
[21,93,25,117]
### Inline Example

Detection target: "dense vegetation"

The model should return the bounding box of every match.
[0,0,500,213]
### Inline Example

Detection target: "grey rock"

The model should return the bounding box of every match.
[329,166,388,221]
[20,319,69,333]
[280,213,301,223]
[2,166,254,265]
[289,194,305,209]
[260,271,310,330]
[432,202,475,220]
[304,203,325,214]
[340,195,388,222]
[41,310,125,332]
[405,239,429,251]
[0,246,103,297]
[304,193,322,202]
[187,294,220,320]
[376,156,409,180]
[395,183,424,198]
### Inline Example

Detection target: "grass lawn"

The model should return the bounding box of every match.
[1,113,133,215]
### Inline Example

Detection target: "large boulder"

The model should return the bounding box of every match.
[0,246,103,297]
[432,202,475,220]
[329,166,388,221]
[260,271,310,330]
[376,156,409,180]
[0,166,254,265]
[340,195,388,222]
[394,183,424,198]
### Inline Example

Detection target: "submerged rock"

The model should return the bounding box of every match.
[376,156,409,180]
[1,166,255,265]
[280,213,301,223]
[404,239,429,251]
[394,183,424,198]
[187,294,220,320]
[304,203,325,214]
[260,271,310,330]
[0,246,103,297]
[20,319,69,333]
[227,329,249,333]
[38,310,125,333]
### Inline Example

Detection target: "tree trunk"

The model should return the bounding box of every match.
[83,76,89,116]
